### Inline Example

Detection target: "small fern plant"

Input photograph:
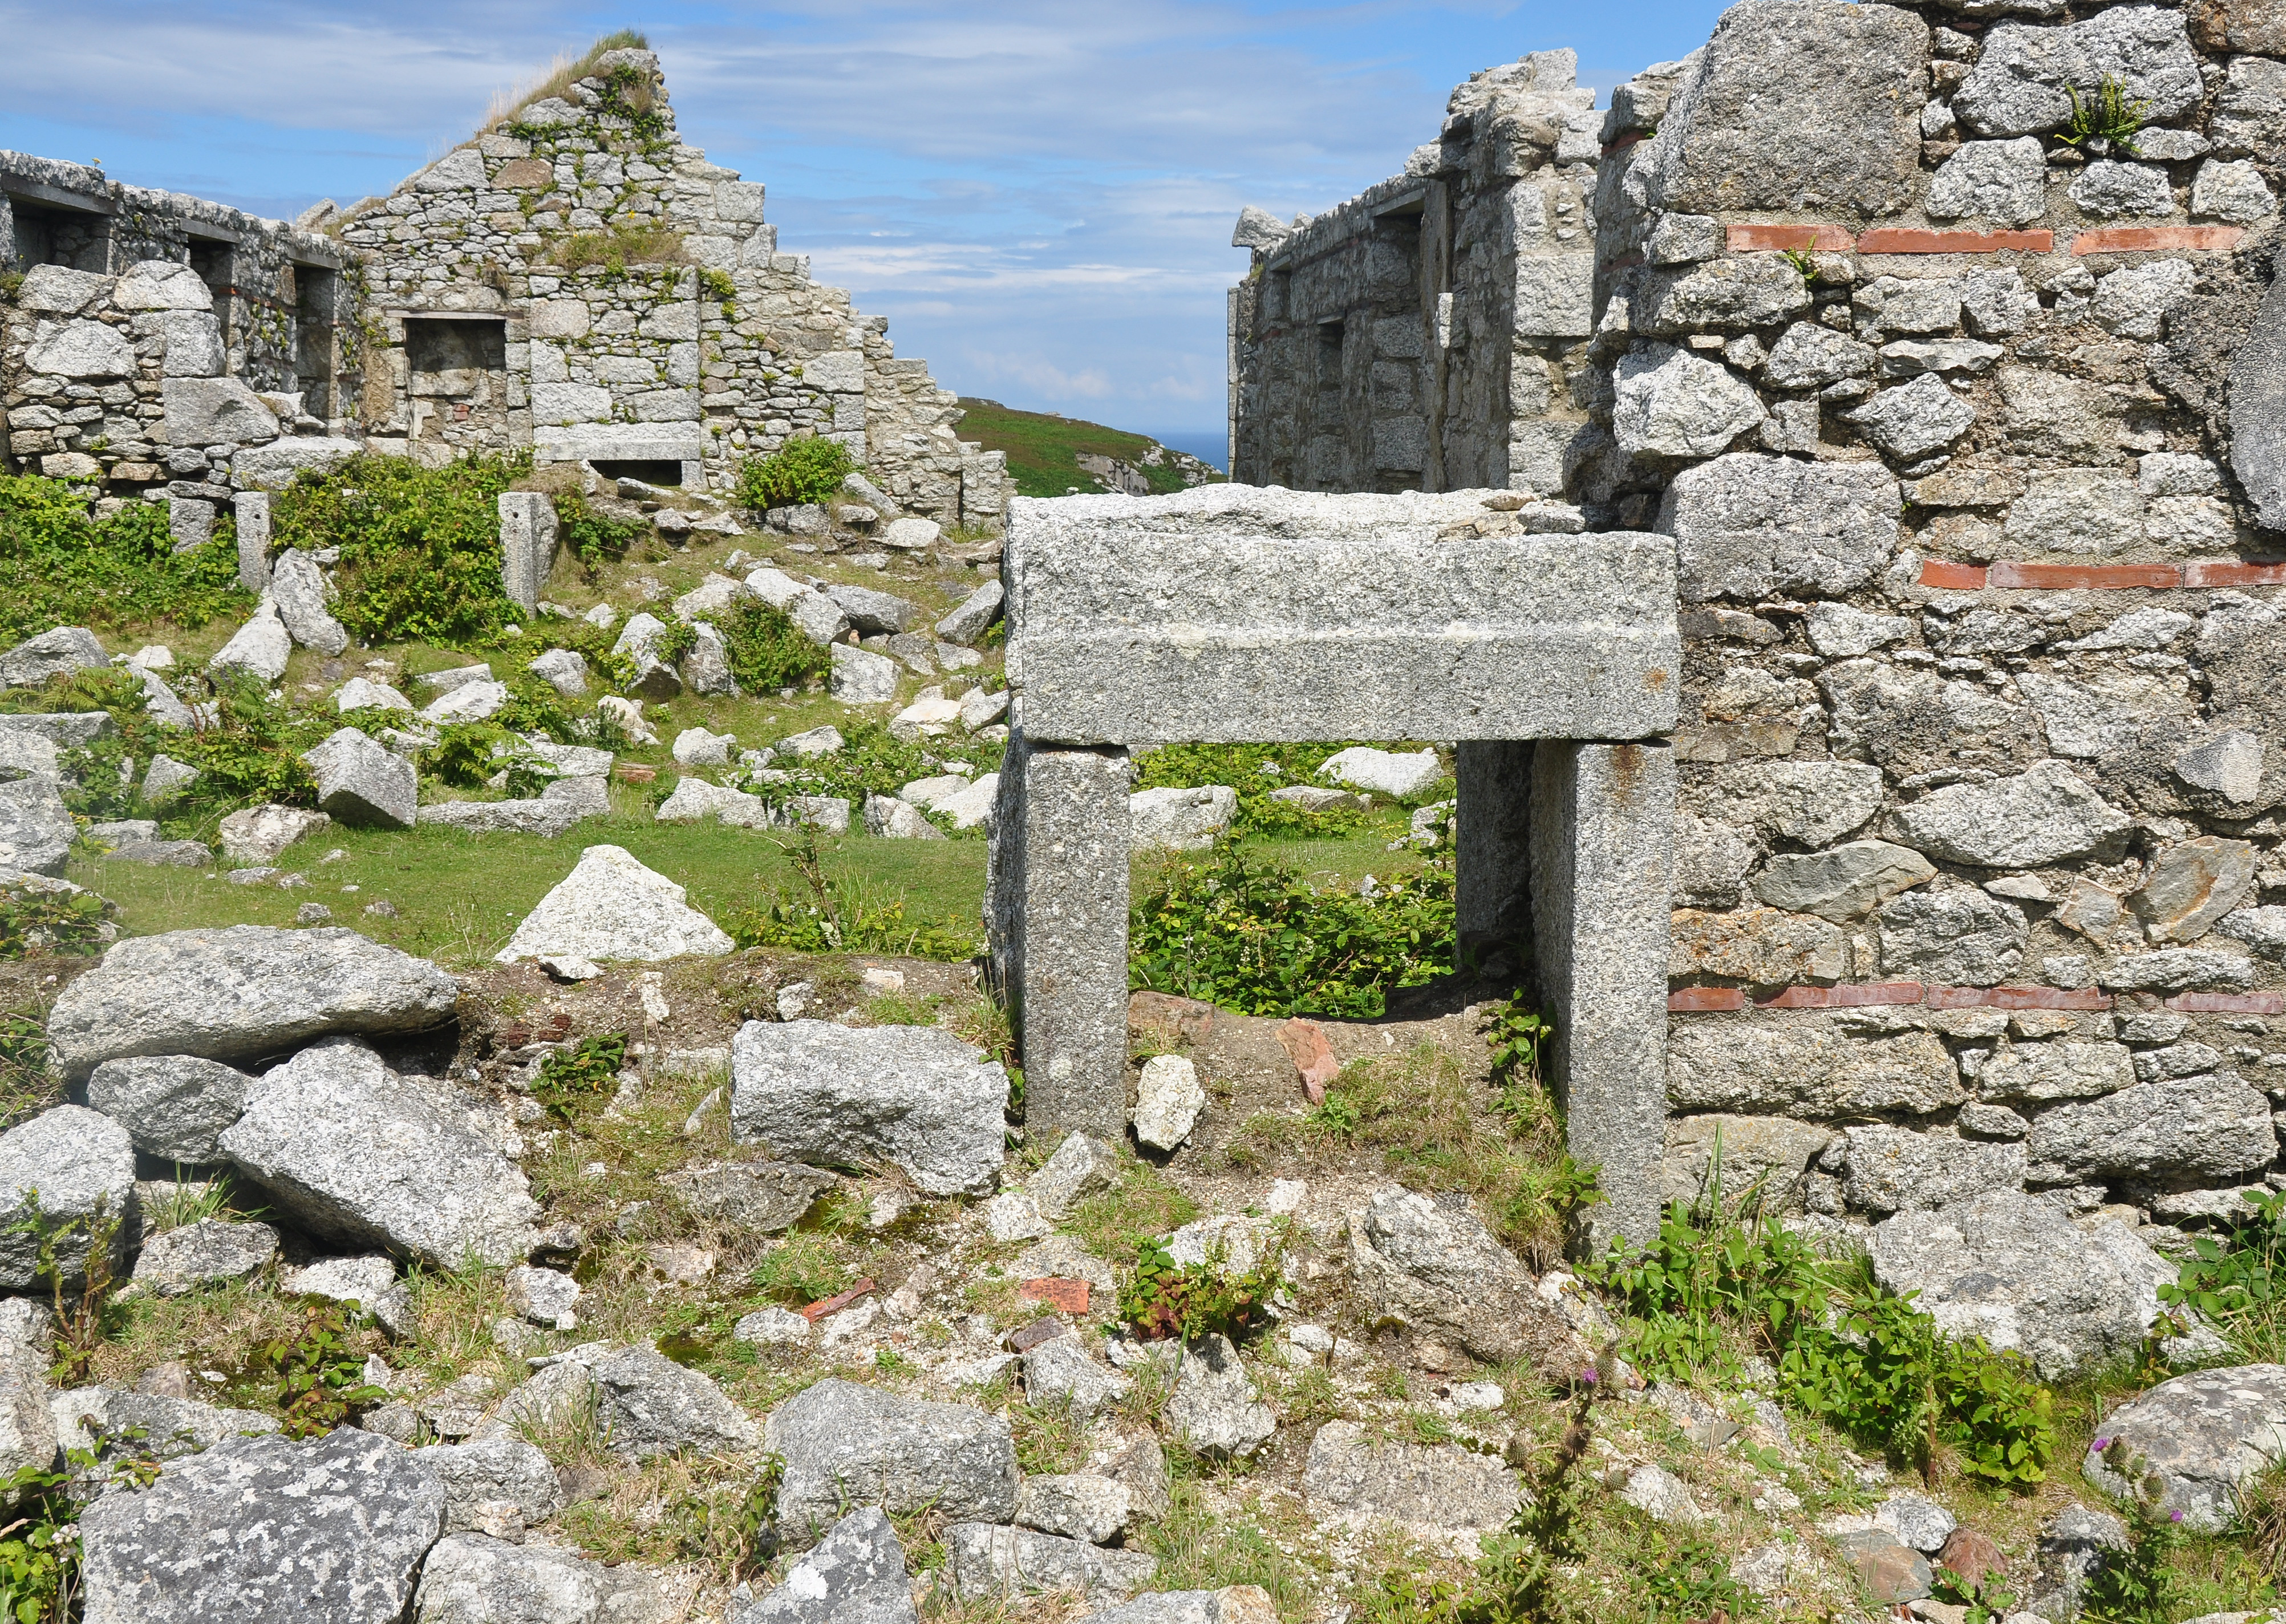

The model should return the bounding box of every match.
[2057,75,2151,156]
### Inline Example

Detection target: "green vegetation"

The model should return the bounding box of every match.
[2060,75,2151,154]
[1594,1195,2056,1488]
[0,1458,82,1624]
[6,1188,124,1386]
[556,490,644,576]
[735,437,858,511]
[0,470,251,643]
[1119,1232,1285,1342]
[954,398,1219,498]
[70,809,992,970]
[534,1033,630,1119]
[749,1232,856,1306]
[727,829,978,962]
[1064,1159,1202,1267]
[273,452,525,644]
[546,224,686,274]
[255,1300,387,1438]
[2159,1186,2284,1361]
[714,600,831,695]
[1249,1037,1592,1268]
[0,879,108,960]
[1129,843,1456,1019]
[1132,741,1427,839]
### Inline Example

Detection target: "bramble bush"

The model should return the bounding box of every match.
[273,452,525,644]
[555,490,644,577]
[714,599,829,693]
[1128,843,1456,1020]
[0,472,250,643]
[736,437,857,511]
[0,882,109,960]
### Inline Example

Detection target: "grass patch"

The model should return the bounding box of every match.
[547,224,687,273]
[1241,1029,1588,1269]
[952,399,1219,500]
[481,29,651,137]
[70,810,989,970]
[1063,1158,1201,1268]
[1142,1477,1324,1620]
[727,827,981,963]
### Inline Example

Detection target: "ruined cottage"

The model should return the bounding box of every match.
[1,43,1008,538]
[1209,1,2286,1248]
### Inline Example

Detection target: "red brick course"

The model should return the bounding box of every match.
[1668,983,2143,1012]
[1918,561,1990,590]
[1924,985,2112,1009]
[1857,228,2053,254]
[2181,561,2286,587]
[2072,226,2244,254]
[1757,981,1925,1008]
[2168,992,2286,1014]
[1726,223,1855,251]
[1987,562,2182,590]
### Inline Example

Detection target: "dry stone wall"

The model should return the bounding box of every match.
[1231,0,2286,1243]
[332,47,1002,525]
[3,47,1008,531]
[1,153,354,525]
[1228,50,1601,494]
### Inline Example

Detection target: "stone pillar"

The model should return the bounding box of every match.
[498,492,558,615]
[230,491,270,591]
[1529,740,1674,1256]
[987,729,1132,1144]
[168,496,214,556]
[1455,740,1535,955]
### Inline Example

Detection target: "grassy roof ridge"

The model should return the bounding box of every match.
[478,28,655,140]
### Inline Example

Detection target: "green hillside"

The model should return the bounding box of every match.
[954,399,1221,500]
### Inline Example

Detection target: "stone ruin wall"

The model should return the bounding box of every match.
[0,152,355,535]
[1231,0,2286,1250]
[1,47,1010,535]
[1227,52,1603,494]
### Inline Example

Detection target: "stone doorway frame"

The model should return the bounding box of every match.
[984,490,1681,1251]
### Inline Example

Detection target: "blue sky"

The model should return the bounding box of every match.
[1,1,1732,454]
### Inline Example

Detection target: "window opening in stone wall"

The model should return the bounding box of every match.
[7,198,109,272]
[404,317,507,441]
[591,460,683,488]
[293,263,337,420]
[187,237,236,364]
[186,237,234,303]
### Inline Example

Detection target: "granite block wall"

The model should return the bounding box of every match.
[1230,0,2286,1247]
